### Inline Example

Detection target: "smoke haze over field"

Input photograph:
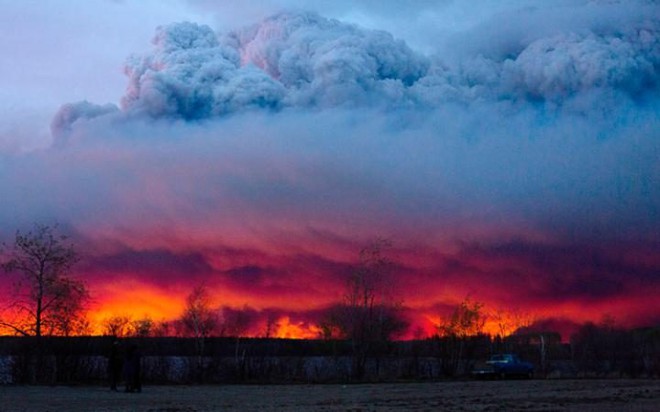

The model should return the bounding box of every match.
[1,0,659,338]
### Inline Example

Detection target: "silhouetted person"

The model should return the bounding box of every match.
[108,339,122,391]
[123,343,142,393]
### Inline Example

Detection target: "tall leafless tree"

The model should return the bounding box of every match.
[327,240,407,379]
[437,297,486,376]
[102,315,133,338]
[181,285,218,339]
[1,224,88,338]
[101,315,155,337]
[179,285,219,382]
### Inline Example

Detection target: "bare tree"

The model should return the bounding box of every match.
[326,240,407,379]
[0,224,88,337]
[101,315,155,337]
[179,285,219,382]
[439,297,486,339]
[437,297,486,376]
[102,315,133,338]
[318,315,343,340]
[44,277,90,336]
[131,316,155,337]
[220,305,253,380]
[490,307,536,353]
[180,285,218,339]
[263,311,278,339]
[151,319,174,337]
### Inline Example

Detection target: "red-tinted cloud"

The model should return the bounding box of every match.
[61,232,660,341]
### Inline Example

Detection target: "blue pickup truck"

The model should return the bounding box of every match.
[471,354,534,379]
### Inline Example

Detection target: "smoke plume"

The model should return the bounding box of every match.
[2,2,658,337]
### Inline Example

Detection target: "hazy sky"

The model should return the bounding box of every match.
[0,0,658,338]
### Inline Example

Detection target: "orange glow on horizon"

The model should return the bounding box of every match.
[271,316,322,339]
[2,271,658,340]
[87,281,186,335]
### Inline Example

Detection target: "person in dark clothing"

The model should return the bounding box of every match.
[108,339,122,391]
[131,344,142,393]
[123,343,142,393]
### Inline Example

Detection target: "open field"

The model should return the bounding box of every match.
[1,380,658,412]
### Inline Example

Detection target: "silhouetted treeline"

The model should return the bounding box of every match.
[1,324,659,384]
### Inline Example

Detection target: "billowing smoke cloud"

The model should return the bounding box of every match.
[4,2,660,338]
[53,4,658,133]
[50,101,119,146]
[117,13,429,121]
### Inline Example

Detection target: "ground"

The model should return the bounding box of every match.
[0,380,658,411]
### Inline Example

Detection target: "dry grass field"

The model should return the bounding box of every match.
[0,379,658,412]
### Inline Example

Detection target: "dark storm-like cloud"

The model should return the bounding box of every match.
[81,249,215,283]
[451,240,660,303]
[219,252,357,301]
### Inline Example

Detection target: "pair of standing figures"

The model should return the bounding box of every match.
[109,340,141,393]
